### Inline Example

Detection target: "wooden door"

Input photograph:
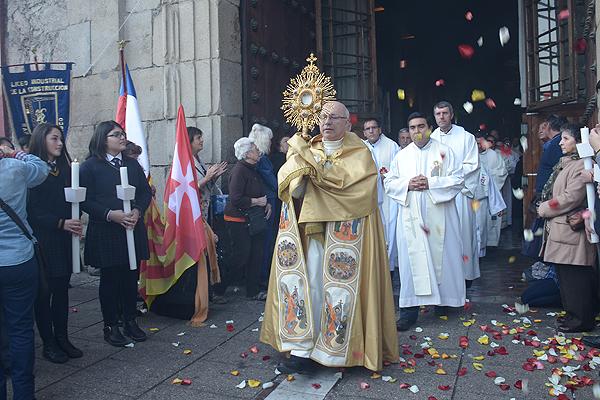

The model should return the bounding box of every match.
[521,104,586,226]
[240,0,317,143]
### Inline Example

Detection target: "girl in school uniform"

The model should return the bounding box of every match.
[80,121,152,347]
[28,123,83,363]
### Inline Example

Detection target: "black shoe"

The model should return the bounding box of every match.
[434,306,449,317]
[42,341,69,364]
[103,325,130,347]
[276,355,317,375]
[123,320,147,342]
[397,307,419,331]
[582,336,600,348]
[56,336,83,358]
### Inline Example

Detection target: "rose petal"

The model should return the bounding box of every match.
[463,102,474,114]
[499,26,510,46]
[485,371,497,378]
[457,367,468,376]
[458,44,475,59]
[312,383,322,389]
[359,382,370,389]
[438,384,451,391]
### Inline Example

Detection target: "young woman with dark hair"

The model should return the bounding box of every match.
[27,123,83,363]
[80,121,152,347]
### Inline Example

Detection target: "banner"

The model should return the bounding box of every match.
[1,62,73,138]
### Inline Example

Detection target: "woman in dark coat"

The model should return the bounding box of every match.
[28,123,83,363]
[222,137,269,300]
[80,121,152,347]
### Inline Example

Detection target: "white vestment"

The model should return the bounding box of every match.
[474,166,506,256]
[431,125,480,280]
[384,140,466,308]
[364,134,400,270]
[496,148,519,228]
[479,149,508,247]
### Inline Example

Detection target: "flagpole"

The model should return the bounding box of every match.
[118,40,129,96]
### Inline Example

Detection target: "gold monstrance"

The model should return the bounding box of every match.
[281,53,336,141]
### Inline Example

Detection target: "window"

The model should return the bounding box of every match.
[525,0,575,107]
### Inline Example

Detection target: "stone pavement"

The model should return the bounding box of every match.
[15,228,599,399]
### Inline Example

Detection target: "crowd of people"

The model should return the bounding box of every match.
[2,97,600,397]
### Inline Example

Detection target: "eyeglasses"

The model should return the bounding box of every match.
[107,131,126,138]
[319,114,347,122]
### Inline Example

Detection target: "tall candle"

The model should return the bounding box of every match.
[580,127,599,243]
[71,160,79,188]
[119,166,129,186]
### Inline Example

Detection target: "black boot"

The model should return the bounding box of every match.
[276,355,317,374]
[56,335,83,358]
[42,340,69,364]
[103,325,130,347]
[396,306,419,331]
[582,336,600,348]
[123,320,147,342]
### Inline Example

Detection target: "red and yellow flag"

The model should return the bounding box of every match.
[139,105,207,321]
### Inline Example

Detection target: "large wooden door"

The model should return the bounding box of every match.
[241,0,317,143]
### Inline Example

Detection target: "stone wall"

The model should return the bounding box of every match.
[5,0,242,203]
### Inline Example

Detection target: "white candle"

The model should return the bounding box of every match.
[71,160,79,188]
[119,166,129,186]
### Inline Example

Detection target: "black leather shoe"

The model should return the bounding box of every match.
[56,336,83,358]
[434,306,449,317]
[582,336,600,348]
[103,325,130,347]
[42,342,69,364]
[276,355,317,375]
[123,320,147,342]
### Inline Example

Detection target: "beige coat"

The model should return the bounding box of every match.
[538,156,596,266]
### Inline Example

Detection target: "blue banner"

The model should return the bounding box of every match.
[1,63,73,138]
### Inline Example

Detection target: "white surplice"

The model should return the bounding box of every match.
[479,149,507,247]
[431,125,480,280]
[384,140,466,308]
[496,148,519,228]
[474,165,506,256]
[364,134,400,270]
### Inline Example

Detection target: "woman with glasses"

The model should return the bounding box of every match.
[27,123,83,364]
[80,121,152,347]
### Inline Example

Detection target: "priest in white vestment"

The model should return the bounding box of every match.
[431,101,480,284]
[473,164,507,257]
[495,139,520,228]
[384,112,466,330]
[478,136,508,247]
[362,118,400,273]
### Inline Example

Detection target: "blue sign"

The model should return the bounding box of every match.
[1,63,73,138]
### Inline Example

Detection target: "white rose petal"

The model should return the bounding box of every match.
[409,385,419,393]
[236,380,247,389]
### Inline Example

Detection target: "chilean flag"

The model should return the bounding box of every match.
[116,65,150,177]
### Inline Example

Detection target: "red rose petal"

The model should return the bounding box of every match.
[240,352,248,358]
[495,346,508,355]
[485,371,497,378]
[457,367,468,376]
[181,379,192,385]
[575,38,587,54]
[428,397,438,400]
[499,383,510,391]
[438,385,451,391]
[262,355,271,361]
[514,380,523,390]
[414,353,425,359]
[312,383,322,389]
[249,345,259,354]
[522,362,535,371]
[409,335,418,340]
[400,383,410,389]
[226,323,234,332]
[485,98,496,109]
[458,44,475,59]
[558,9,570,20]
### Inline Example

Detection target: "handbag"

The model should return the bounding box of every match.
[0,196,49,296]
[243,206,267,236]
[566,207,585,232]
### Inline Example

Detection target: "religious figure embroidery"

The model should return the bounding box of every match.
[280,278,308,336]
[323,292,349,347]
[277,239,298,268]
[279,203,291,230]
[327,250,358,281]
[333,219,361,241]
[431,161,441,177]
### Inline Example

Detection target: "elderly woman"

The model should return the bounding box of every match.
[248,124,277,290]
[538,123,597,333]
[224,137,270,300]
